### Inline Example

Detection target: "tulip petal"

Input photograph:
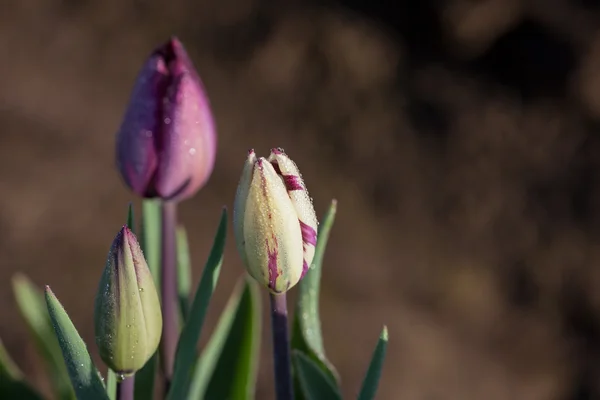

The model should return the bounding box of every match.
[116,53,166,197]
[244,158,304,293]
[233,150,257,271]
[155,38,217,200]
[268,149,318,277]
[95,227,162,374]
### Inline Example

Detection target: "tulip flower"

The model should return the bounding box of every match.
[94,226,162,375]
[233,148,318,294]
[116,37,216,201]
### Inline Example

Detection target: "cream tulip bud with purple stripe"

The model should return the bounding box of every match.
[233,148,318,293]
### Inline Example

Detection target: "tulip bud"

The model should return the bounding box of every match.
[94,226,162,375]
[116,37,216,201]
[233,148,318,293]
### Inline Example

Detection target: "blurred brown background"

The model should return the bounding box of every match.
[3,0,600,399]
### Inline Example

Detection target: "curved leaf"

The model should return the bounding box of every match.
[190,277,261,400]
[12,273,75,400]
[45,286,108,400]
[0,337,44,399]
[291,199,339,389]
[293,351,342,400]
[0,338,22,380]
[167,209,227,400]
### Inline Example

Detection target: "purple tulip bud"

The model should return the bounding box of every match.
[116,37,217,201]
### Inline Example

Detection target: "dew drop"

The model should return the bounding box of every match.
[189,148,196,155]
[164,117,171,124]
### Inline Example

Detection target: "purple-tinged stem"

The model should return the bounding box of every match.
[270,292,294,400]
[116,375,134,400]
[160,200,178,389]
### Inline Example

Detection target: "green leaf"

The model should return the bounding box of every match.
[293,351,342,400]
[357,326,389,400]
[291,200,339,388]
[133,352,157,400]
[189,277,261,400]
[167,209,227,400]
[0,379,44,400]
[44,286,109,400]
[12,273,75,400]
[0,354,44,400]
[177,226,192,323]
[0,338,22,380]
[135,199,161,400]
[141,199,162,288]
[126,202,135,234]
[105,369,117,400]
[0,338,44,399]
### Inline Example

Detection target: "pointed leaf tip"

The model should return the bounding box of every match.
[381,325,388,342]
[357,326,389,400]
[45,287,109,400]
[12,275,75,400]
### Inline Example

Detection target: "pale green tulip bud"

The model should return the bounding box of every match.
[233,148,318,293]
[94,226,162,375]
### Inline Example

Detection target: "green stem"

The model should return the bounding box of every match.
[161,200,178,390]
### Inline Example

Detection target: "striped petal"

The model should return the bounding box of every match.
[233,149,257,271]
[243,158,304,293]
[268,148,318,277]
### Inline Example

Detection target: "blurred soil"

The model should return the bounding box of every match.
[3,0,600,399]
